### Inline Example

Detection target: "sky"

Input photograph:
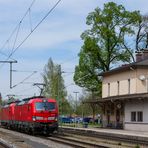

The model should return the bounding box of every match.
[0,0,147,100]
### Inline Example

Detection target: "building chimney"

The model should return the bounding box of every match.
[142,49,148,59]
[136,49,148,62]
[136,52,143,62]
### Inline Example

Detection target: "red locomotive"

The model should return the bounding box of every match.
[0,96,59,135]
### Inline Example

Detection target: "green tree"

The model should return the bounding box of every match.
[61,97,73,116]
[42,58,69,115]
[74,2,141,93]
[76,92,101,118]
[67,94,75,115]
[135,14,148,50]
[76,94,91,116]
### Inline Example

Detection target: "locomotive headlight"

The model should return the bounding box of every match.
[55,116,58,121]
[32,116,36,121]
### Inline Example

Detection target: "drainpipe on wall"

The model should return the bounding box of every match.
[146,77,148,92]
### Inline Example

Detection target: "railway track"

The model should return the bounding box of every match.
[46,135,110,148]
[0,127,146,148]
[58,128,148,147]
[0,141,11,148]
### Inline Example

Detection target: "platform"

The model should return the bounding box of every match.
[61,126,148,145]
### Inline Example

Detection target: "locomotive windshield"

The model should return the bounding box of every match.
[35,102,56,111]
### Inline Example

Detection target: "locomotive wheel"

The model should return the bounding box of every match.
[31,128,36,135]
[43,130,49,136]
[25,127,29,134]
[27,128,32,135]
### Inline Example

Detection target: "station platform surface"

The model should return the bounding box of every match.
[87,127,148,137]
[61,126,148,143]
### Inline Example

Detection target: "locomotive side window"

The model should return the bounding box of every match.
[35,102,55,111]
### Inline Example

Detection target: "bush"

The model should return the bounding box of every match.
[135,144,140,148]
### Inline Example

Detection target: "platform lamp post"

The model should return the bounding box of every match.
[73,91,79,127]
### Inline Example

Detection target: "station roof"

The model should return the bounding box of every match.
[101,93,148,102]
[84,93,148,104]
[100,58,148,77]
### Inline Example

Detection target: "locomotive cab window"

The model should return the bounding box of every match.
[35,102,56,111]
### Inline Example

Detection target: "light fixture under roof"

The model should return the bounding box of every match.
[139,75,146,81]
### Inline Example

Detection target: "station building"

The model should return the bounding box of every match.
[98,49,148,131]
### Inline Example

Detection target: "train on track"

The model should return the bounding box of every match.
[0,96,59,135]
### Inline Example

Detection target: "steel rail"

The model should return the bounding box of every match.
[47,135,109,148]
[60,127,148,146]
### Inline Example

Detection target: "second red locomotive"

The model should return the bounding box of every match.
[0,96,58,135]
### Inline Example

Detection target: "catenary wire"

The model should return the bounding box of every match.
[1,0,81,97]
[1,0,62,65]
[11,71,37,88]
[0,0,63,95]
[0,0,36,57]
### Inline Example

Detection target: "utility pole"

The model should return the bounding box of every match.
[57,64,63,128]
[0,60,17,89]
[10,61,17,88]
[58,65,61,114]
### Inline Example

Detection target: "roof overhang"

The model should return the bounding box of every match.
[84,93,148,104]
[99,58,148,77]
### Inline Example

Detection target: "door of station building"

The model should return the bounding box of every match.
[116,109,121,128]
[116,109,120,123]
[107,110,110,126]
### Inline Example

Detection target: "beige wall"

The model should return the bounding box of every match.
[136,69,148,93]
[102,68,148,98]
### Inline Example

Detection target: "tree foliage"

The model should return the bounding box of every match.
[42,58,70,115]
[75,92,101,117]
[135,14,148,50]
[42,58,66,99]
[74,2,141,93]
